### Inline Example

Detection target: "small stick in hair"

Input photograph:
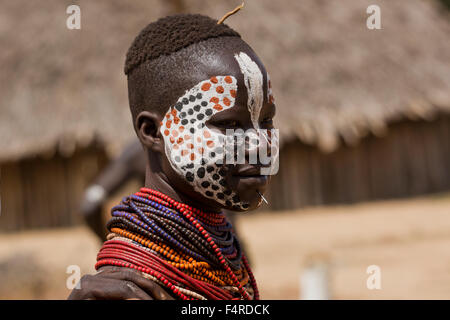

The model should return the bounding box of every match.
[217,1,245,25]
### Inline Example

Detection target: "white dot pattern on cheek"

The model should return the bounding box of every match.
[160,76,248,211]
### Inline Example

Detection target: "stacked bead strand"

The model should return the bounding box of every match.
[95,187,259,300]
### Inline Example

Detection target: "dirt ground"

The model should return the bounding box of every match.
[1,193,450,299]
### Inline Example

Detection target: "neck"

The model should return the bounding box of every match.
[144,162,223,214]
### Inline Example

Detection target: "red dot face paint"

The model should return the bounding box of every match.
[160,75,248,209]
[160,53,277,211]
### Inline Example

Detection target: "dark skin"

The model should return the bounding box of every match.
[137,43,275,213]
[69,41,275,300]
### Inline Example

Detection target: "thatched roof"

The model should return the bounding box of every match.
[1,0,449,162]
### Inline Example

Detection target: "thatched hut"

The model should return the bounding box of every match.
[0,0,191,231]
[1,0,449,231]
[198,0,450,210]
[252,0,450,209]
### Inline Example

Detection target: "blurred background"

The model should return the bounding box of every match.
[0,0,449,299]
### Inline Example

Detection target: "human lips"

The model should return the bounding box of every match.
[232,166,270,189]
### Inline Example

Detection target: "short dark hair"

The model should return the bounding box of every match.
[125,14,243,127]
[125,14,240,75]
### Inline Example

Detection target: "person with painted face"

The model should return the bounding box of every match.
[69,13,277,300]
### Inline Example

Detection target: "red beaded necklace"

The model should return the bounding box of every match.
[95,187,259,300]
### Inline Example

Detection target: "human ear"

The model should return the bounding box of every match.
[135,111,164,153]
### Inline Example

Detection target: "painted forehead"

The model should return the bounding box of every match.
[161,52,272,129]
[159,52,272,165]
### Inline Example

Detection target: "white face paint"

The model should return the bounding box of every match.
[234,52,264,130]
[235,53,279,182]
[159,52,276,211]
[234,52,276,155]
[160,75,249,210]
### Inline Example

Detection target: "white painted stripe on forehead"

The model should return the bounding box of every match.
[234,52,264,129]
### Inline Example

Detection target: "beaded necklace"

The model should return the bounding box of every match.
[95,187,259,300]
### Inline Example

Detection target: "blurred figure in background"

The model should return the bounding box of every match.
[79,140,146,240]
